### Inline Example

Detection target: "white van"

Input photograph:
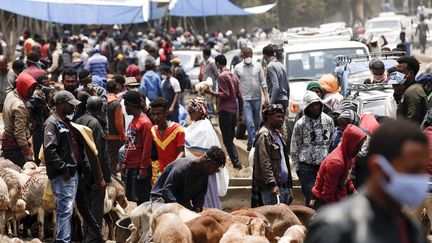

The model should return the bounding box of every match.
[365,12,413,49]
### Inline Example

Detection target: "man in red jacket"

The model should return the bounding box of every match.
[311,124,366,208]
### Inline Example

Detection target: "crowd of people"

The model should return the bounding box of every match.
[1,25,432,243]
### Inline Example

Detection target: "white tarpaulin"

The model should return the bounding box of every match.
[244,3,277,14]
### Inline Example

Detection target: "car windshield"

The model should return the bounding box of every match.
[174,53,195,69]
[362,98,387,116]
[366,20,400,30]
[287,48,367,80]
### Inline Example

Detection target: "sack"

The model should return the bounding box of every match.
[216,167,230,197]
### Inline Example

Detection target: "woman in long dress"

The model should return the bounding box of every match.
[184,97,222,209]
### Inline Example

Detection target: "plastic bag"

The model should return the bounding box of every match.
[216,167,230,197]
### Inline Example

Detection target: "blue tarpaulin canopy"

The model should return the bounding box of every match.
[0,0,166,24]
[169,0,276,17]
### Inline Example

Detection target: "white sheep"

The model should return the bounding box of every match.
[151,213,193,243]
[22,173,56,239]
[0,168,25,236]
[277,225,308,243]
[0,176,10,235]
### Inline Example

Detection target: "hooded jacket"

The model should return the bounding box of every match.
[2,73,36,150]
[312,124,366,203]
[291,91,334,170]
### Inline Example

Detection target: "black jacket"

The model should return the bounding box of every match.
[75,112,111,183]
[43,112,79,180]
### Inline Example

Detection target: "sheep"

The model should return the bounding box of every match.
[201,208,270,235]
[21,173,56,239]
[22,162,37,171]
[185,216,224,243]
[219,223,249,243]
[288,205,316,228]
[126,202,154,243]
[231,208,261,218]
[0,159,21,172]
[103,176,128,240]
[4,168,30,188]
[0,177,10,235]
[151,213,193,243]
[276,225,308,243]
[0,168,25,236]
[252,204,302,241]
[220,221,271,243]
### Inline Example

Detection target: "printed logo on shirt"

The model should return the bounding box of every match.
[125,128,137,151]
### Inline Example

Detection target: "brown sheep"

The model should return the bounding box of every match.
[231,208,261,218]
[201,208,269,235]
[185,216,224,243]
[252,204,302,241]
[288,205,316,227]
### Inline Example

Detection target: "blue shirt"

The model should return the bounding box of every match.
[273,131,288,184]
[86,53,108,81]
[140,70,162,101]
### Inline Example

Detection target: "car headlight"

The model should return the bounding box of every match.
[289,102,300,114]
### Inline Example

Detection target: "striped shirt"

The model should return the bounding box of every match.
[86,53,108,80]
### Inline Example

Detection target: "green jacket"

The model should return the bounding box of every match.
[397,83,429,125]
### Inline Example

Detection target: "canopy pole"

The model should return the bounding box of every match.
[203,16,208,33]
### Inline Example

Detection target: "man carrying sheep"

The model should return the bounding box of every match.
[150,146,226,212]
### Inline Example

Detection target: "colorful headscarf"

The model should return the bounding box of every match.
[188,97,208,119]
[319,74,340,94]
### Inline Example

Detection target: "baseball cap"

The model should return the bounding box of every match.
[416,72,432,85]
[125,77,140,86]
[387,71,406,85]
[53,90,81,106]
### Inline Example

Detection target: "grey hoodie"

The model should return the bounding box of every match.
[291,91,334,170]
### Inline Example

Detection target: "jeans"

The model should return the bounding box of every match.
[219,110,240,168]
[243,99,261,147]
[297,163,320,207]
[261,184,292,205]
[50,171,78,243]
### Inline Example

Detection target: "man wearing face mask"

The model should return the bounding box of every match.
[61,68,88,120]
[390,56,428,125]
[234,47,269,151]
[369,60,387,84]
[43,90,82,243]
[262,45,289,111]
[305,120,429,243]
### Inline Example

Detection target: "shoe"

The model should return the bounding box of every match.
[234,164,243,170]
[247,145,252,152]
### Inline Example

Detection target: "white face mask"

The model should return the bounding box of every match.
[378,155,430,207]
[161,75,167,80]
[244,57,252,65]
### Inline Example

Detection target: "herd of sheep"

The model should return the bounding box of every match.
[0,158,316,243]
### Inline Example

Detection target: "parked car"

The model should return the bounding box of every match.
[172,50,203,91]
[364,12,414,49]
